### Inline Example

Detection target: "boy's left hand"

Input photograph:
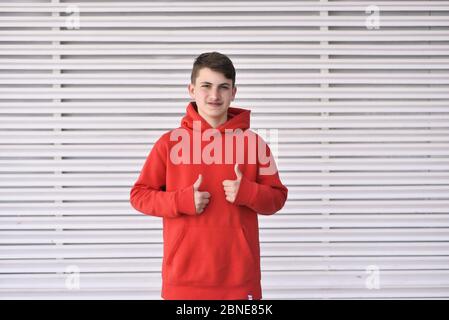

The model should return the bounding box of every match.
[222,163,242,203]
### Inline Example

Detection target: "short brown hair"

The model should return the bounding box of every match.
[190,52,236,87]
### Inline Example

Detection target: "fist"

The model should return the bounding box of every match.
[222,164,242,203]
[193,174,210,214]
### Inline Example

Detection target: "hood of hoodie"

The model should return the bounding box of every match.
[181,101,250,133]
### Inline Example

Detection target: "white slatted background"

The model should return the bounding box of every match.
[1,0,449,300]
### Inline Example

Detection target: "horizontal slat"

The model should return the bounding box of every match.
[2,288,449,300]
[2,60,449,70]
[1,117,449,130]
[1,1,448,12]
[0,172,449,191]
[3,57,447,64]
[2,44,449,56]
[2,256,449,273]
[0,273,160,289]
[13,176,449,202]
[2,74,449,85]
[2,159,449,173]
[2,214,449,230]
[2,129,449,144]
[0,289,159,300]
[0,203,141,216]
[1,101,448,114]
[1,135,449,145]
[0,258,160,274]
[2,242,449,259]
[1,271,449,290]
[1,91,448,99]
[2,172,449,187]
[260,256,449,271]
[263,287,449,299]
[259,215,449,228]
[1,229,449,243]
[2,287,449,300]
[1,31,449,42]
[2,143,449,157]
[0,99,449,114]
[1,199,449,216]
[280,200,449,214]
[2,16,449,28]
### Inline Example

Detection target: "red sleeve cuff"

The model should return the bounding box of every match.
[234,175,257,207]
[176,185,197,216]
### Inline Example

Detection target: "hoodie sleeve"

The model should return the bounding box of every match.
[129,135,197,218]
[233,138,288,215]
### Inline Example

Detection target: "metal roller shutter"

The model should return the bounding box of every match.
[1,0,449,299]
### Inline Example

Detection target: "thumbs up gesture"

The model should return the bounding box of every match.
[222,163,242,203]
[193,174,211,214]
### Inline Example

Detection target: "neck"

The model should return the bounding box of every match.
[197,109,227,129]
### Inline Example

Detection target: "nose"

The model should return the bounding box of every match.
[209,87,220,100]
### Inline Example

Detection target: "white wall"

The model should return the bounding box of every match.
[1,0,449,299]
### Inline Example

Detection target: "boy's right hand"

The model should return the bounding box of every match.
[193,174,210,214]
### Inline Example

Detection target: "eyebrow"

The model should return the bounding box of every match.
[200,81,231,86]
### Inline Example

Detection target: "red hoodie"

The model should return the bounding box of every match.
[130,101,288,300]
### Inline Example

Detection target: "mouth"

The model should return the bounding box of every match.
[208,102,222,107]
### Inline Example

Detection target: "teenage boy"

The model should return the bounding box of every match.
[130,52,288,300]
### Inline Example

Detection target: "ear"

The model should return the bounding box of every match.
[231,86,237,101]
[188,83,195,99]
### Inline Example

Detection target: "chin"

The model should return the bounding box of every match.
[201,103,227,111]
[206,109,226,118]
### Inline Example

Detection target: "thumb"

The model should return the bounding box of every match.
[234,163,242,180]
[193,174,202,190]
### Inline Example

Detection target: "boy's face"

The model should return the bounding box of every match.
[188,67,237,127]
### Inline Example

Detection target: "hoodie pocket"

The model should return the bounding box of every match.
[165,226,257,287]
